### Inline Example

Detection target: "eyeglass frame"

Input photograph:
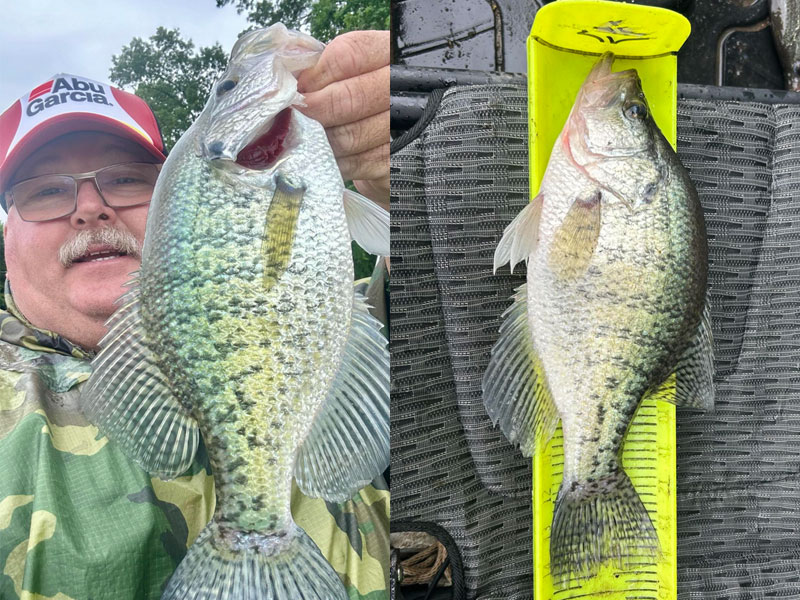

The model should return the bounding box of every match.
[3,161,163,223]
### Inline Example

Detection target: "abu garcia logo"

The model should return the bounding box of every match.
[26,77,113,116]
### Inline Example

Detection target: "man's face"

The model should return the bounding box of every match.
[3,131,156,349]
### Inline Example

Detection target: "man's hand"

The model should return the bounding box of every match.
[297,30,389,210]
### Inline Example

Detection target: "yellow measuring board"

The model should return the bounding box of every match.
[527,2,690,598]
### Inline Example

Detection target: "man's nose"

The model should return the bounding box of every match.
[69,179,117,228]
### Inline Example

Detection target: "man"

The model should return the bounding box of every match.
[0,31,389,599]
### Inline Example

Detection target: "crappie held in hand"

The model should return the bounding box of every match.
[83,23,389,600]
[484,53,714,584]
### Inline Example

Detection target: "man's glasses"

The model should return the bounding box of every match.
[4,162,162,222]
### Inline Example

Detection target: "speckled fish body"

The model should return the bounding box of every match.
[142,89,351,542]
[484,53,714,584]
[771,0,800,90]
[83,23,389,600]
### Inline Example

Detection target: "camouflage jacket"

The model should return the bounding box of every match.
[0,288,389,599]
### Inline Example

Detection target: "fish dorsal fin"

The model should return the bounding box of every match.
[494,193,543,273]
[343,189,389,256]
[482,285,559,457]
[81,276,199,478]
[547,191,602,281]
[294,293,389,502]
[652,295,715,411]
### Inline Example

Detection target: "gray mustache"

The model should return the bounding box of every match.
[59,228,142,268]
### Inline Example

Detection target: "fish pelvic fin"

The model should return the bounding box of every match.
[343,189,389,256]
[649,294,715,411]
[550,469,659,587]
[162,521,347,600]
[482,285,559,456]
[82,275,199,479]
[294,293,389,502]
[494,193,543,273]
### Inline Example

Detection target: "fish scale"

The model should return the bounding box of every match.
[143,125,352,535]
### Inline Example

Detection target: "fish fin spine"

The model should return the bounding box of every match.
[550,469,659,586]
[162,522,347,600]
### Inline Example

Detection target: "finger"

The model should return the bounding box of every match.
[298,66,389,128]
[337,143,389,184]
[297,31,389,93]
[325,111,389,158]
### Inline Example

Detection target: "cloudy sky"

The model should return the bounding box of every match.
[1,1,252,110]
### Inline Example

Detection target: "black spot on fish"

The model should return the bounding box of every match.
[226,457,246,471]
[235,474,248,485]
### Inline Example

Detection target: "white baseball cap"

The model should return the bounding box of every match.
[0,73,167,209]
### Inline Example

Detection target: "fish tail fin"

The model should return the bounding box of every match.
[162,522,347,600]
[550,469,659,586]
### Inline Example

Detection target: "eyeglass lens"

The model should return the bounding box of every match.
[9,163,160,222]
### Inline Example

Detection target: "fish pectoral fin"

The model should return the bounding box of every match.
[261,175,305,291]
[82,276,199,479]
[547,190,602,281]
[294,293,389,502]
[657,295,715,411]
[494,193,544,273]
[343,189,389,256]
[482,285,559,457]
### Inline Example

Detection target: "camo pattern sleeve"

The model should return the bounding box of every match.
[0,297,388,598]
[293,479,391,600]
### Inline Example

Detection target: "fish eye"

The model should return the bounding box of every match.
[217,79,238,95]
[624,102,647,120]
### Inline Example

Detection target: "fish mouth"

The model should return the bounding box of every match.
[235,107,294,169]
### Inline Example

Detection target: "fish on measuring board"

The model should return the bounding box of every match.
[770,0,800,91]
[482,52,714,585]
[82,23,389,600]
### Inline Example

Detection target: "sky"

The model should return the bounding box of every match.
[0,0,253,111]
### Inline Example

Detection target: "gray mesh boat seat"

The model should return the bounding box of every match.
[390,80,800,599]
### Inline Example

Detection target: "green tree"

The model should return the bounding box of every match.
[110,27,227,150]
[308,0,389,42]
[215,0,388,41]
